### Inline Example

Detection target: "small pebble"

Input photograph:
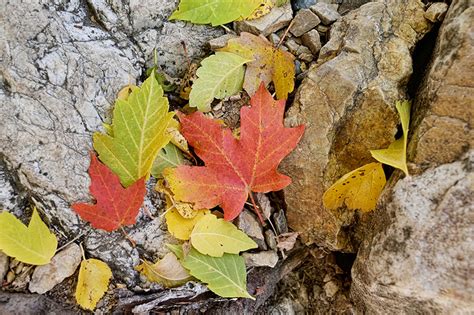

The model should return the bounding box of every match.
[324,280,339,298]
[264,229,278,250]
[290,9,321,37]
[310,3,341,25]
[424,2,449,23]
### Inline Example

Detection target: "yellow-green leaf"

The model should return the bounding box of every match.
[151,143,186,178]
[190,52,252,112]
[190,214,257,257]
[166,208,211,240]
[93,75,175,187]
[244,0,275,20]
[75,258,112,311]
[0,208,57,265]
[136,253,192,288]
[370,100,411,176]
[170,0,262,26]
[323,163,386,212]
[219,32,295,100]
[170,245,254,299]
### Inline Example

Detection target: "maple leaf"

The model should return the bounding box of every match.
[219,32,295,100]
[72,153,146,232]
[164,84,304,221]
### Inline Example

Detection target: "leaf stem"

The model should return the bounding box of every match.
[248,192,264,224]
[120,226,136,247]
[277,19,295,49]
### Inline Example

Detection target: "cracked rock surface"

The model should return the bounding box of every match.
[0,0,221,287]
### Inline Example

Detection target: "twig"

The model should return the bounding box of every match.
[120,226,136,247]
[277,19,295,49]
[248,192,264,224]
[55,233,84,253]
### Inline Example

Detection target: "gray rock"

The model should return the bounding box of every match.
[424,2,449,23]
[265,229,278,250]
[285,38,301,54]
[0,291,78,314]
[290,9,321,37]
[292,0,317,11]
[208,34,237,51]
[310,3,341,25]
[351,152,474,313]
[236,210,267,250]
[243,251,279,268]
[256,193,274,220]
[0,251,8,282]
[234,4,293,37]
[273,209,289,235]
[298,49,314,63]
[1,0,219,288]
[281,0,431,249]
[268,33,281,46]
[29,244,81,294]
[301,30,322,54]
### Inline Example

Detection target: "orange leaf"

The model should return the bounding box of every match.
[219,32,295,99]
[164,84,304,221]
[72,153,146,231]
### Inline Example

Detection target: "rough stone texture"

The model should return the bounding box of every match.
[0,0,220,288]
[243,250,279,268]
[0,251,8,282]
[424,2,449,23]
[310,3,341,25]
[281,0,432,249]
[410,0,473,171]
[290,9,321,37]
[0,290,78,315]
[208,34,237,51]
[236,210,267,250]
[234,4,293,37]
[351,152,474,313]
[29,244,81,294]
[301,29,322,54]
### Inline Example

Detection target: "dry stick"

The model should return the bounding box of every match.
[248,192,265,224]
[79,243,86,261]
[120,226,136,248]
[143,204,155,220]
[277,19,295,49]
[55,232,85,253]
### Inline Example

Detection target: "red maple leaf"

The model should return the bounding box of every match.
[72,153,146,231]
[164,84,305,221]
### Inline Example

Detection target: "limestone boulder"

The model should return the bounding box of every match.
[351,151,474,313]
[281,0,432,250]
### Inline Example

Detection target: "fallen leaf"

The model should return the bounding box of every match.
[190,214,257,257]
[156,179,200,219]
[72,153,146,232]
[323,162,386,212]
[244,0,275,20]
[371,100,411,176]
[164,84,304,221]
[0,208,57,265]
[219,32,295,100]
[75,258,112,311]
[169,245,254,299]
[167,118,190,155]
[189,52,252,112]
[170,0,262,26]
[146,66,176,92]
[277,232,299,251]
[136,253,192,287]
[93,75,174,187]
[117,84,138,101]
[151,143,187,178]
[165,209,210,241]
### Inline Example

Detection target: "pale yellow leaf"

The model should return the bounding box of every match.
[136,253,191,287]
[165,209,210,241]
[75,258,112,311]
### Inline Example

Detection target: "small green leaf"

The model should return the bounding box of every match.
[176,245,254,299]
[190,52,252,112]
[170,0,262,26]
[0,208,58,265]
[151,143,186,178]
[191,214,257,257]
[370,100,411,176]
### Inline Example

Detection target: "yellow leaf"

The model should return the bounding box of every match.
[75,259,112,311]
[0,208,57,265]
[117,84,138,101]
[156,180,199,218]
[136,253,192,287]
[370,100,411,176]
[167,118,190,155]
[323,163,386,212]
[190,214,257,257]
[165,209,210,241]
[219,32,295,100]
[244,0,275,20]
